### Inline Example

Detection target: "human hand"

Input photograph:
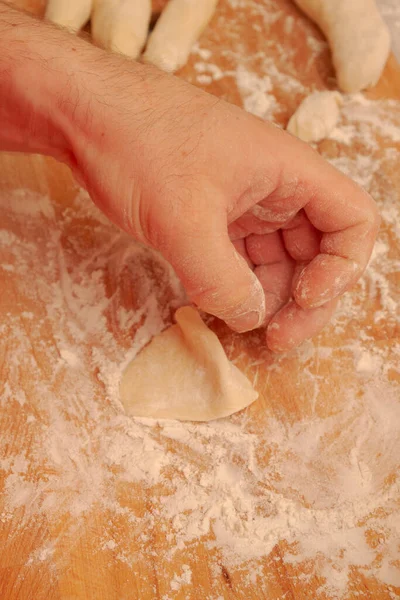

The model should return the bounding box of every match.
[65,56,379,353]
[0,6,379,352]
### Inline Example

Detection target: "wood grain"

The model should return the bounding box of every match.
[1,1,400,599]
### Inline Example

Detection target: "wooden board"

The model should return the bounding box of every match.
[1,1,400,599]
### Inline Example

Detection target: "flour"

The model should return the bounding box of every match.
[378,0,400,61]
[235,65,278,118]
[1,199,400,598]
[1,4,400,600]
[189,0,312,126]
[356,350,379,373]
[1,188,399,597]
[330,95,400,147]
[170,565,192,591]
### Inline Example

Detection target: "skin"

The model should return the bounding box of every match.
[0,2,380,352]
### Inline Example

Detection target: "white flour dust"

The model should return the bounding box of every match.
[1,95,399,598]
[1,0,400,598]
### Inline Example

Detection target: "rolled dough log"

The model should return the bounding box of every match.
[287,91,343,142]
[45,0,92,32]
[120,306,258,422]
[92,0,152,59]
[294,0,391,93]
[143,0,219,72]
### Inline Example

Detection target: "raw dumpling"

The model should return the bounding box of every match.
[120,306,258,422]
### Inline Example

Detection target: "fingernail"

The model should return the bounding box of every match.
[226,310,263,333]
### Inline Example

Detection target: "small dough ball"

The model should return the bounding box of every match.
[287,91,343,143]
[120,306,258,422]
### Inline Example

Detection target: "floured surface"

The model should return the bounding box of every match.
[1,1,400,599]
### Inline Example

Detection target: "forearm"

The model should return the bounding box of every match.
[0,2,161,168]
[0,3,71,161]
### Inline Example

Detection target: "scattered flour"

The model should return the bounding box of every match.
[1,111,399,597]
[235,65,278,118]
[1,0,400,598]
[170,565,192,591]
[378,0,400,61]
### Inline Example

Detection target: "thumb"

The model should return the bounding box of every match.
[161,214,266,332]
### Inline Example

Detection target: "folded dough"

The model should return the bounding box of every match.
[120,306,258,422]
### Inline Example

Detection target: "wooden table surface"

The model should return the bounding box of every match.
[1,1,400,599]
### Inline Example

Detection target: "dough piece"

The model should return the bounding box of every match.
[120,306,258,422]
[294,0,391,93]
[143,0,219,72]
[46,0,92,32]
[287,91,343,142]
[92,0,152,59]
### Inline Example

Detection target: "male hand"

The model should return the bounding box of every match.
[68,59,379,352]
[0,5,380,352]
